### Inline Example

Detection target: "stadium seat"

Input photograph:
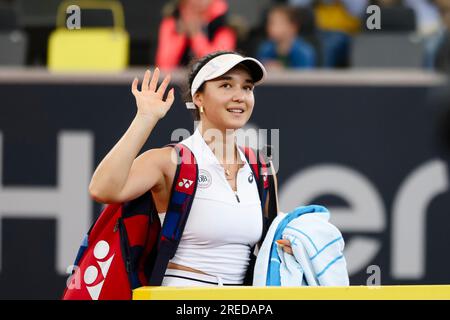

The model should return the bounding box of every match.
[350,33,424,68]
[77,9,114,28]
[0,31,28,66]
[0,4,18,31]
[118,0,166,65]
[14,0,61,65]
[363,7,416,33]
[47,0,129,72]
[0,4,28,65]
[15,0,61,27]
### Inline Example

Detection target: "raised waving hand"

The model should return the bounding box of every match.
[131,68,175,120]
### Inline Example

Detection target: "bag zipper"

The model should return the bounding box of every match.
[234,191,240,203]
[117,218,132,274]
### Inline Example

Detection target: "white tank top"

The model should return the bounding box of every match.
[158,129,263,284]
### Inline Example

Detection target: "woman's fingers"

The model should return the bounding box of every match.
[283,246,293,255]
[141,69,151,92]
[165,88,175,106]
[134,68,169,96]
[149,67,160,92]
[276,239,290,246]
[276,239,293,255]
[131,77,138,95]
[157,73,171,97]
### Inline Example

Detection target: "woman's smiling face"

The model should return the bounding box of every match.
[193,65,256,131]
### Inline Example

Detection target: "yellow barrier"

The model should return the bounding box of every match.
[133,285,450,300]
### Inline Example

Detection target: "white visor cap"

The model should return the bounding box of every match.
[186,53,267,109]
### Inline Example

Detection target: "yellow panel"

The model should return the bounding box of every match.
[47,29,129,72]
[133,285,450,300]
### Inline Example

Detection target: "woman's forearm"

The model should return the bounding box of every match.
[89,114,158,200]
[89,67,175,201]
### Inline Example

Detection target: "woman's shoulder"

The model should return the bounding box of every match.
[141,146,174,158]
[139,146,177,175]
[143,132,197,163]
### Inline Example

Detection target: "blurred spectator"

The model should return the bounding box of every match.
[370,0,403,8]
[404,0,441,36]
[257,5,316,69]
[289,0,369,68]
[435,0,450,11]
[155,0,236,70]
[289,0,368,33]
[404,0,442,69]
[372,0,401,6]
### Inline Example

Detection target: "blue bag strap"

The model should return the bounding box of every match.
[240,145,279,285]
[148,143,198,285]
[239,146,270,215]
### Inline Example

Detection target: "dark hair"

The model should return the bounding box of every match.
[269,5,301,30]
[183,50,244,121]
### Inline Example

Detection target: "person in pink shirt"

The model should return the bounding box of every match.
[155,0,237,70]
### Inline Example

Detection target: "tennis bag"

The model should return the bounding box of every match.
[62,143,275,300]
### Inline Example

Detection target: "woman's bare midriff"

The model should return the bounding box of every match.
[167,262,209,275]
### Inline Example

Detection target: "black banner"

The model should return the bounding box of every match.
[0,78,449,298]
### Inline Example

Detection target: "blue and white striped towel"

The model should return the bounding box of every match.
[253,205,349,286]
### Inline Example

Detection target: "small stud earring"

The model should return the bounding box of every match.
[199,106,204,113]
